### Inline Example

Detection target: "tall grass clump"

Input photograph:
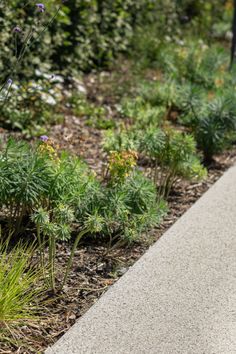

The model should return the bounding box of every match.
[0,240,44,329]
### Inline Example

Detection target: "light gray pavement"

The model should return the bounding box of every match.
[46,165,236,354]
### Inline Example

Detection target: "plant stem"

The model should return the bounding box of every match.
[36,224,46,278]
[49,234,56,293]
[61,229,88,290]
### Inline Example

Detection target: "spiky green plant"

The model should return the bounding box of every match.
[139,127,206,197]
[0,138,52,233]
[181,95,236,162]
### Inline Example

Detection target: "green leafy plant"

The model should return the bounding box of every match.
[121,97,166,128]
[137,80,180,109]
[140,126,206,197]
[0,138,53,234]
[87,171,167,247]
[180,94,236,162]
[103,122,206,198]
[103,127,140,152]
[0,138,167,291]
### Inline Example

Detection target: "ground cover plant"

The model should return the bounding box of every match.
[1,1,236,352]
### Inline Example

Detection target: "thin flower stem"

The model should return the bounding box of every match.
[0,4,61,101]
[61,229,89,290]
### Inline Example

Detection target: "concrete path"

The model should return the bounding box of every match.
[46,166,236,354]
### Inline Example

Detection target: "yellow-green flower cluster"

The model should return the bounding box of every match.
[108,150,138,182]
[38,136,59,162]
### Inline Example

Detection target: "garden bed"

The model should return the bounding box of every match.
[0,116,235,353]
[1,3,236,352]
[2,55,236,352]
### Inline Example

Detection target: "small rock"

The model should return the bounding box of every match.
[97,263,105,272]
[69,313,76,320]
[117,267,129,276]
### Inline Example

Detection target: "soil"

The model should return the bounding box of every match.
[1,69,236,353]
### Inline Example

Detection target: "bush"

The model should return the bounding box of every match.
[126,38,236,163]
[103,123,206,197]
[139,127,207,196]
[0,138,166,244]
[85,171,167,244]
[0,0,158,77]
[0,138,99,235]
[185,95,236,161]
[0,1,231,79]
[0,138,168,290]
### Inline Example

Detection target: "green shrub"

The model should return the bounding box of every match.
[0,1,231,78]
[139,127,207,196]
[184,95,236,161]
[85,171,167,244]
[103,123,206,197]
[0,138,99,233]
[0,0,160,77]
[0,138,167,290]
[137,80,180,108]
[180,44,229,88]
[121,97,166,128]
[0,139,53,231]
[103,127,140,152]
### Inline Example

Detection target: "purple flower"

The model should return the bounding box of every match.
[13,26,22,33]
[7,78,13,86]
[40,135,49,142]
[36,3,45,12]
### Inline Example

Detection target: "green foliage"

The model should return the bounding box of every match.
[0,139,98,233]
[121,97,166,128]
[126,37,236,163]
[103,127,140,152]
[67,91,116,130]
[139,127,166,158]
[130,2,231,71]
[86,171,167,243]
[0,137,166,246]
[183,95,236,161]
[0,0,159,77]
[0,1,231,79]
[139,127,207,196]
[158,129,206,181]
[103,123,206,197]
[0,138,168,289]
[137,80,180,109]
[0,240,44,326]
[0,139,52,227]
[0,79,64,133]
